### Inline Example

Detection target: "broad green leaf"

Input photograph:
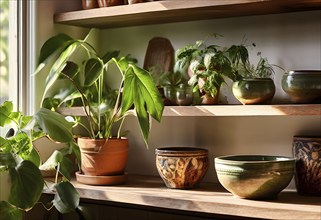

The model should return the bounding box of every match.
[0,153,16,168]
[61,61,79,80]
[19,115,33,129]
[38,33,73,65]
[27,148,41,167]
[42,41,79,105]
[34,108,74,143]
[10,132,33,161]
[53,181,79,214]
[122,65,164,122]
[8,160,44,210]
[84,58,103,87]
[0,101,13,127]
[42,97,61,110]
[0,201,23,220]
[102,50,120,64]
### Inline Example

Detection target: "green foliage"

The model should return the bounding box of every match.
[37,30,164,146]
[0,101,80,219]
[176,34,248,98]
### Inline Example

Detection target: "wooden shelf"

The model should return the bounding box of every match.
[57,104,321,117]
[43,175,321,219]
[54,0,321,28]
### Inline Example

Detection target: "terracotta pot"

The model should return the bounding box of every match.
[155,147,209,189]
[293,136,321,196]
[98,0,124,7]
[128,0,144,4]
[201,92,219,105]
[82,0,99,9]
[78,137,128,176]
[232,78,275,105]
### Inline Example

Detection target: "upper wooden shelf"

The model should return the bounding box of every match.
[57,104,321,117]
[54,0,321,28]
[43,175,321,219]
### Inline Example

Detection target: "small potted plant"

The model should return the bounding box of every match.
[0,101,82,219]
[35,30,164,185]
[175,34,246,105]
[232,51,279,105]
[159,71,194,106]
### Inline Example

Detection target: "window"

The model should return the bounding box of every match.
[0,0,35,113]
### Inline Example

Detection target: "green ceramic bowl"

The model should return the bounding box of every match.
[215,155,295,200]
[281,70,321,103]
[232,78,275,105]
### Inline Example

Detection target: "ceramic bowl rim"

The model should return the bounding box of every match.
[215,155,295,165]
[155,147,208,156]
[286,70,321,75]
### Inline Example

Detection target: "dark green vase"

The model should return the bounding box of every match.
[232,78,275,105]
[281,70,321,103]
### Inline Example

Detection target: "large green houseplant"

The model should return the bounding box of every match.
[175,34,247,104]
[0,101,82,219]
[35,30,164,182]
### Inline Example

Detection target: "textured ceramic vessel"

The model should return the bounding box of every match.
[82,0,98,9]
[215,155,295,200]
[293,136,321,196]
[232,78,275,104]
[155,147,209,189]
[78,137,128,176]
[281,70,321,103]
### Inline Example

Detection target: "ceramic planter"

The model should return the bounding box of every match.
[293,136,321,196]
[232,78,275,105]
[163,86,193,106]
[155,147,209,189]
[82,0,98,9]
[281,70,321,103]
[215,155,295,200]
[78,137,128,176]
[98,0,124,7]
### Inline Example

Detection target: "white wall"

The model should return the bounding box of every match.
[99,10,321,188]
[34,2,321,189]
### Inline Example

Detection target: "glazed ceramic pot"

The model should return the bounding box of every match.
[215,155,295,200]
[163,86,193,106]
[78,137,128,176]
[82,0,98,9]
[281,70,321,103]
[155,147,209,189]
[293,136,321,196]
[98,0,124,7]
[232,78,275,105]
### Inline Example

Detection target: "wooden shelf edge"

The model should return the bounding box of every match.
[43,175,321,220]
[57,104,321,117]
[54,0,321,28]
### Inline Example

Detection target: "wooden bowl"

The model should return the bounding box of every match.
[215,155,295,200]
[155,147,209,189]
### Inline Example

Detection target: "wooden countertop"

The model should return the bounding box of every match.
[44,175,321,219]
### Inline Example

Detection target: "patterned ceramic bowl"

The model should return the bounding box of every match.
[215,155,295,200]
[155,147,209,189]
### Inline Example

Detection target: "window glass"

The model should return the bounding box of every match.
[0,0,18,105]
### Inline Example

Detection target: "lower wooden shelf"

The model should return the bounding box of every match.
[44,175,321,219]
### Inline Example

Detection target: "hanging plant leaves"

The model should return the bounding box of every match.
[34,108,74,143]
[84,58,103,87]
[53,181,80,214]
[0,201,23,220]
[8,160,44,210]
